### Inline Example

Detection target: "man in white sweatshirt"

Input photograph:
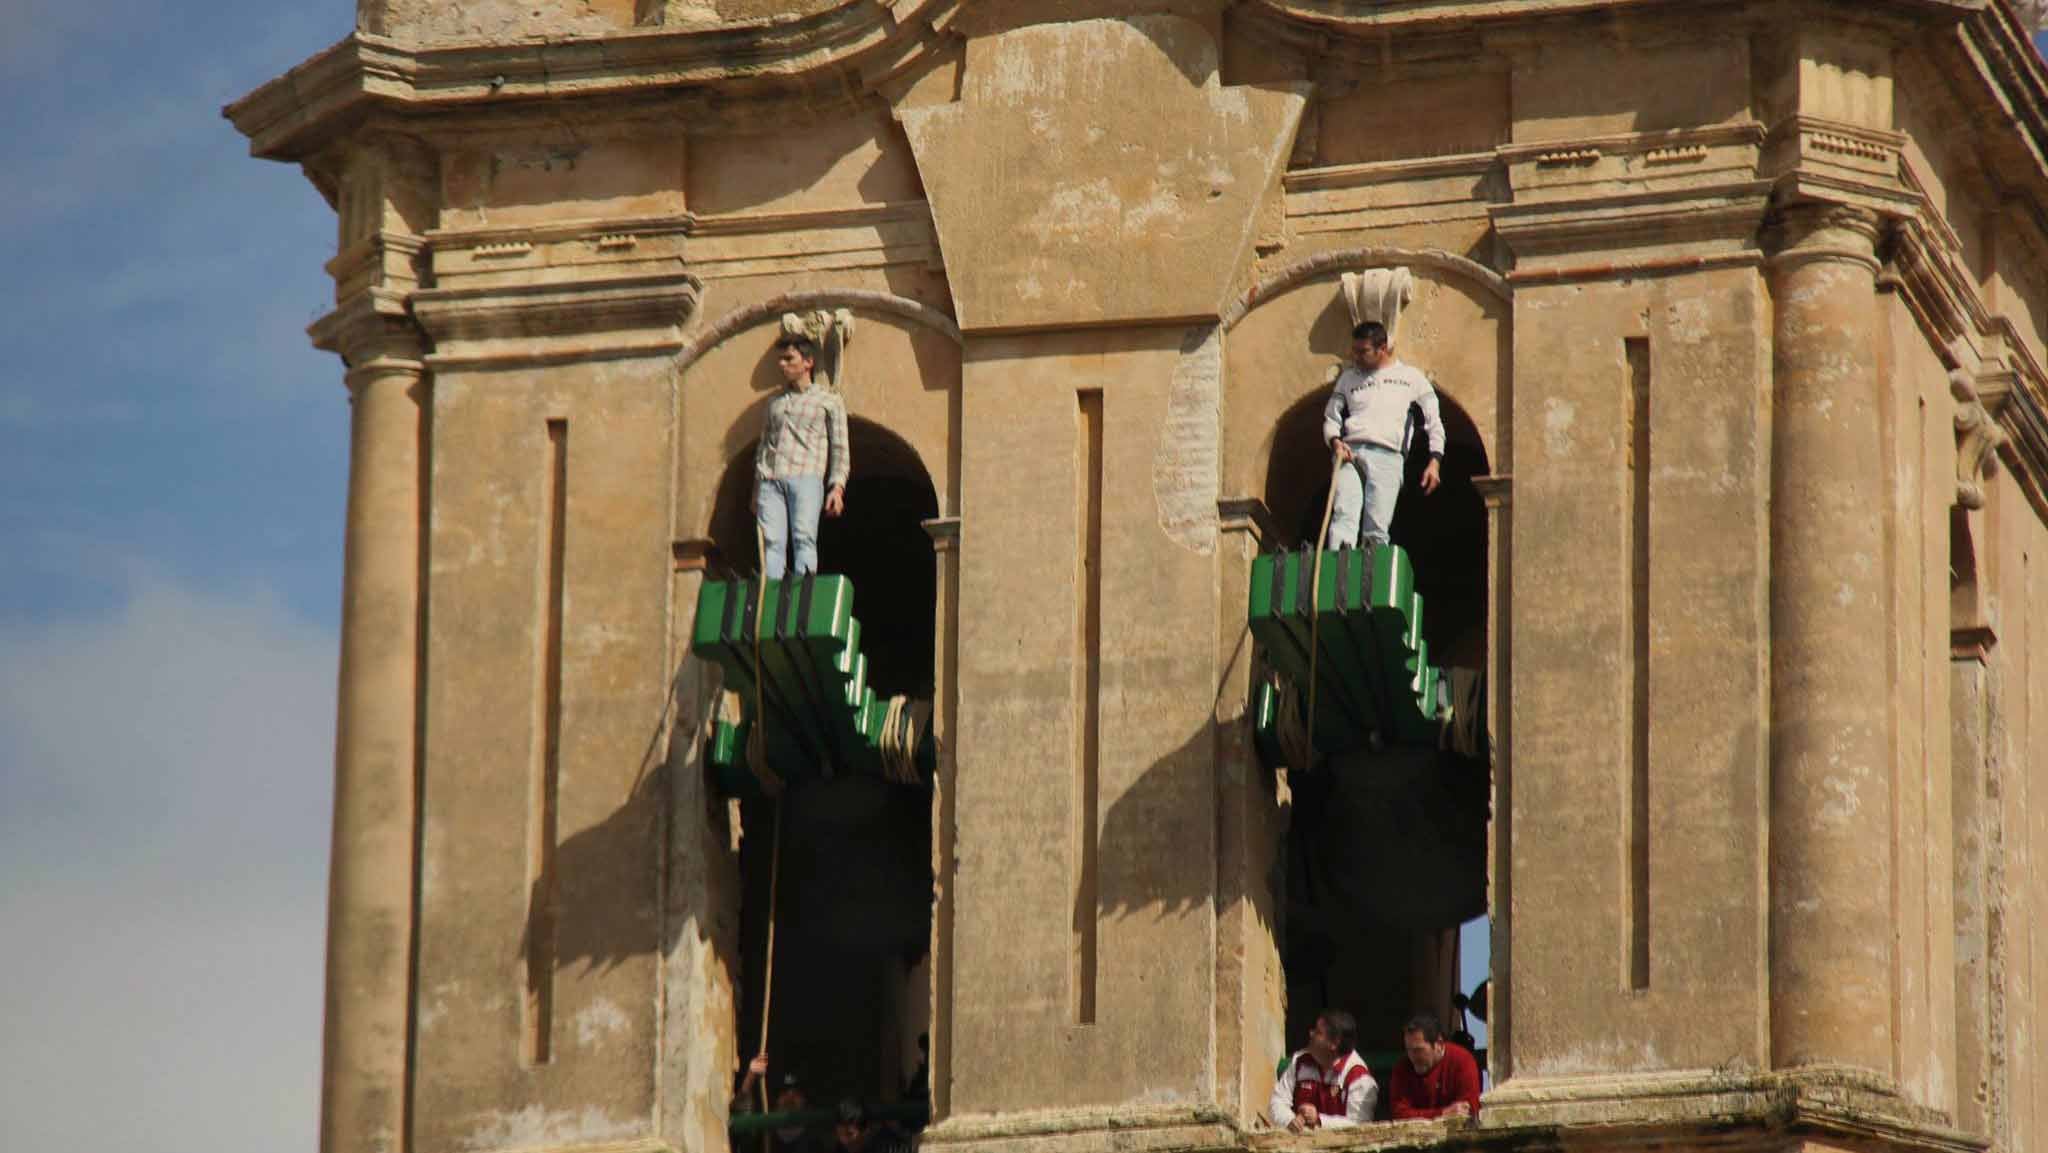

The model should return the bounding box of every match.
[1269,1009,1379,1131]
[1321,320,1446,550]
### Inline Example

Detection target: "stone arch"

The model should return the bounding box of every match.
[1224,245,1511,331]
[706,418,940,696]
[674,289,962,551]
[1259,388,1492,666]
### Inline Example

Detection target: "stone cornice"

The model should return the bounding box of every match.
[1493,184,1774,270]
[1245,0,1979,34]
[223,0,960,160]
[411,271,702,368]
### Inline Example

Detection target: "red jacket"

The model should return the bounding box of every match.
[1387,1042,1481,1119]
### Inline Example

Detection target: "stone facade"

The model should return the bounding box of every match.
[228,5,2048,1153]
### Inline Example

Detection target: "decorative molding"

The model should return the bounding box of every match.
[1283,152,1498,195]
[428,213,692,252]
[1228,245,1509,330]
[224,0,962,159]
[1494,185,1773,265]
[1497,121,1767,172]
[471,240,534,260]
[1813,131,1893,163]
[687,201,929,239]
[414,271,701,340]
[1644,145,1710,166]
[675,289,961,375]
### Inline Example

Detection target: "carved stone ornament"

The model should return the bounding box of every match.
[780,308,855,391]
[2015,0,2048,33]
[1326,267,1414,384]
[1951,367,2008,510]
[1340,267,1415,341]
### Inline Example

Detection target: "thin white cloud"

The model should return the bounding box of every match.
[0,570,337,1153]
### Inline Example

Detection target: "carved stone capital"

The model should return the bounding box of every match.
[921,516,962,554]
[310,290,427,376]
[1766,202,1883,274]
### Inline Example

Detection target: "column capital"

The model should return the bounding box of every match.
[1766,201,1884,274]
[310,290,427,380]
[921,516,962,554]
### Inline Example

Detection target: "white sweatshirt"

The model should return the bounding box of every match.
[1321,359,1447,458]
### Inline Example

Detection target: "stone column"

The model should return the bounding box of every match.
[320,315,426,1153]
[1767,203,1894,1076]
[922,515,961,1124]
[1474,474,1512,1083]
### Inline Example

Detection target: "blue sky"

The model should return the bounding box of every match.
[0,4,2038,1149]
[1,3,351,1150]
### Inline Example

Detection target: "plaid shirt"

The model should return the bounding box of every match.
[755,382,850,488]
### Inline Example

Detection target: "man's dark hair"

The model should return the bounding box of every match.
[1317,1008,1359,1053]
[1351,320,1389,347]
[1403,1012,1444,1043]
[776,335,820,363]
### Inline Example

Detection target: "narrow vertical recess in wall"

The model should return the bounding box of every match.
[525,417,568,1067]
[1625,338,1651,993]
[1073,389,1103,1027]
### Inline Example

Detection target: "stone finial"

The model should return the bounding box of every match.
[1340,268,1415,342]
[2013,0,2048,33]
[780,308,855,390]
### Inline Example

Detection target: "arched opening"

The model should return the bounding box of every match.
[1260,388,1490,665]
[1259,387,1493,1092]
[708,418,940,1118]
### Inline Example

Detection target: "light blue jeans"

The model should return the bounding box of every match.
[1326,444,1405,549]
[756,474,825,579]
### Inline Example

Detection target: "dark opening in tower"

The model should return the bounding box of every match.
[1258,388,1492,1087]
[708,418,939,1116]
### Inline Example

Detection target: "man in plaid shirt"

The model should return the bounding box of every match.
[755,335,850,579]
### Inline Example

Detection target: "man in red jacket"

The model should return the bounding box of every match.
[1387,1013,1482,1120]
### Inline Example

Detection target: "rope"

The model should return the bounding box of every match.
[745,525,784,797]
[751,522,785,1151]
[1298,447,1344,774]
[878,695,931,786]
[755,801,784,1134]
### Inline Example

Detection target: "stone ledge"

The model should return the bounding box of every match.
[920,1069,1985,1153]
[922,1106,1242,1153]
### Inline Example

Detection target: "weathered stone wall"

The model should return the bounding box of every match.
[226,4,2048,1153]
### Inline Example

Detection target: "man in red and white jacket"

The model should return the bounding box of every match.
[1269,1009,1379,1131]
